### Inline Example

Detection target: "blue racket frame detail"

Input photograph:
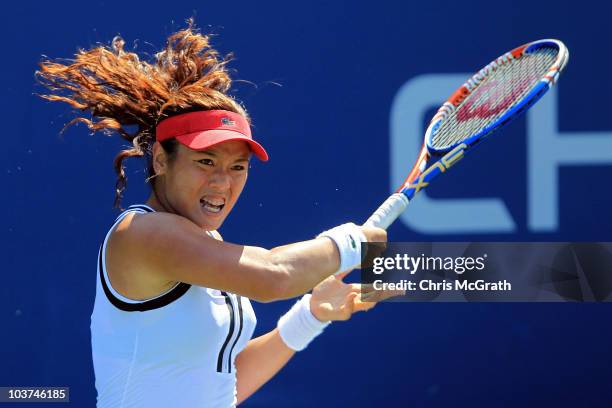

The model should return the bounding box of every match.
[365,39,569,229]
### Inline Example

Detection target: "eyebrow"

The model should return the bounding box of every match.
[194,151,250,161]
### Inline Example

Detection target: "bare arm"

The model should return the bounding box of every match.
[111,212,385,302]
[235,329,294,405]
[235,273,403,405]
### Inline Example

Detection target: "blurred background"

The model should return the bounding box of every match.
[2,0,612,406]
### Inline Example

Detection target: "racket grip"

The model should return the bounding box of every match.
[364,193,409,229]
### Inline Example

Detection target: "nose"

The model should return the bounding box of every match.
[208,167,231,191]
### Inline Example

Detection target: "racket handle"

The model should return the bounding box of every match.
[364,193,409,229]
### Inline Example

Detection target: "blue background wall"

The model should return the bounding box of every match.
[2,0,612,406]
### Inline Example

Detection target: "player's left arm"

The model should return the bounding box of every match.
[235,274,403,405]
[234,328,294,405]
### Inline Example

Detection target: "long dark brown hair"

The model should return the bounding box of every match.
[36,19,249,208]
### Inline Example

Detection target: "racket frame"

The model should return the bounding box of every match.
[365,39,569,229]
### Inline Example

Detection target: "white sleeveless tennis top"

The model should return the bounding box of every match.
[90,204,257,408]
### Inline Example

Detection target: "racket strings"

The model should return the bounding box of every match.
[430,46,558,150]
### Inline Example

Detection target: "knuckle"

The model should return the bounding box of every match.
[378,229,387,241]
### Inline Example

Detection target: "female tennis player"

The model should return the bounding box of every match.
[37,22,395,407]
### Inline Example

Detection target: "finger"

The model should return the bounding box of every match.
[350,283,361,291]
[350,293,378,314]
[333,295,355,321]
[349,283,376,297]
[353,298,377,313]
[349,283,375,291]
[359,290,382,300]
[346,291,358,305]
[359,283,375,293]
[335,270,352,281]
[344,292,358,313]
[359,289,404,303]
[358,292,377,302]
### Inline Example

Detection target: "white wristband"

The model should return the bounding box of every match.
[317,222,367,275]
[277,294,331,351]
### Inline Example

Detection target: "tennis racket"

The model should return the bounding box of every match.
[364,39,569,229]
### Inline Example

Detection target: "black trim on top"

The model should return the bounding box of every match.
[217,292,235,373]
[126,204,155,213]
[227,296,244,371]
[98,245,191,312]
[115,206,153,224]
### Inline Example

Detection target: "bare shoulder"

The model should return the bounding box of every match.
[108,210,216,267]
[114,211,202,238]
[105,210,282,301]
[105,211,211,299]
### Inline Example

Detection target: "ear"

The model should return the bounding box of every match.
[152,141,168,176]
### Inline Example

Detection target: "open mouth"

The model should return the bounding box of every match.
[200,198,225,214]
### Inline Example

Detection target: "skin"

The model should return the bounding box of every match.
[147,140,250,231]
[105,138,397,405]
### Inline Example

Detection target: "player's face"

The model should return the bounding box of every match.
[161,141,250,230]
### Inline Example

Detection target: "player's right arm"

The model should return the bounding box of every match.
[108,211,386,302]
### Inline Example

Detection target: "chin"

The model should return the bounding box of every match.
[199,216,225,231]
[196,203,231,231]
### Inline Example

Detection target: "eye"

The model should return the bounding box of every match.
[232,164,247,171]
[197,158,214,166]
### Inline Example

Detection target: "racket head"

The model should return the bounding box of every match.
[424,39,569,154]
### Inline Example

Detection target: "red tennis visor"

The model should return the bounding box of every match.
[156,110,269,161]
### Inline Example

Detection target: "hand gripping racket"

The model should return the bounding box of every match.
[365,39,569,229]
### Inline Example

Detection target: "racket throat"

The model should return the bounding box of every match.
[403,143,468,199]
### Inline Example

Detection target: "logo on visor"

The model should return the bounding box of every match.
[221,117,236,126]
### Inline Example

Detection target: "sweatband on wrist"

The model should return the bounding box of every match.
[317,222,366,275]
[277,294,331,351]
